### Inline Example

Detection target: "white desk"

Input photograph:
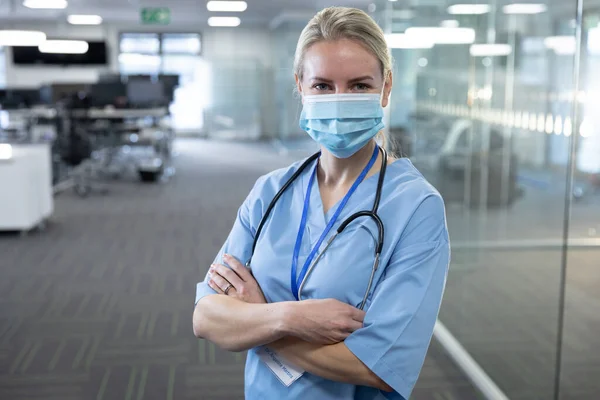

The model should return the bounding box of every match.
[71,107,169,119]
[0,143,53,232]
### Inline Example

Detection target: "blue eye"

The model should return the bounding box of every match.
[313,83,331,91]
[354,83,371,91]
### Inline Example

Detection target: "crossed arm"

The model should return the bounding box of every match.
[192,254,392,392]
[269,337,391,390]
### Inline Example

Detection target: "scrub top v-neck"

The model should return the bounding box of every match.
[195,156,450,400]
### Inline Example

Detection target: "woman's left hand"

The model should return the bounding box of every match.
[208,254,267,304]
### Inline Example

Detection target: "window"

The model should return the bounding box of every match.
[118,53,162,75]
[118,32,201,75]
[118,33,161,75]
[162,34,201,54]
[120,33,160,54]
[118,33,204,132]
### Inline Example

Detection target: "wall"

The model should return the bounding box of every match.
[271,21,305,139]
[200,28,278,138]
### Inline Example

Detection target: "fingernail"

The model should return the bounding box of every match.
[223,253,230,259]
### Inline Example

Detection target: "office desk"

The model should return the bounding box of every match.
[0,143,53,232]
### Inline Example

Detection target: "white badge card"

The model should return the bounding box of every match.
[257,346,305,387]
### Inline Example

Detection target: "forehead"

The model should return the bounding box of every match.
[302,39,381,80]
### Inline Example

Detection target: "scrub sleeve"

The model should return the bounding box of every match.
[344,195,450,399]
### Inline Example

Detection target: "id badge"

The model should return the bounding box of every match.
[257,346,305,387]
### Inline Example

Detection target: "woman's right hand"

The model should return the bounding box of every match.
[286,299,366,345]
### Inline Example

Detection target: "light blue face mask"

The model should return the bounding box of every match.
[299,93,385,159]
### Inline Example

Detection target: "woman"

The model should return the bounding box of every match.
[193,7,450,400]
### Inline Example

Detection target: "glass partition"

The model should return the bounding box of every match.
[375,0,599,398]
[559,6,600,400]
[0,47,5,89]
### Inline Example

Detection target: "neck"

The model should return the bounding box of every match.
[318,140,377,188]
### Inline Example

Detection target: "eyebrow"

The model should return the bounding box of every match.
[310,75,375,83]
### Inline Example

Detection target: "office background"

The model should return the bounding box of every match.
[0,0,599,399]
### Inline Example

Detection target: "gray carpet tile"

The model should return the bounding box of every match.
[441,248,600,400]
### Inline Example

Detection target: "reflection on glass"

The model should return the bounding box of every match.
[554,115,563,135]
[0,47,5,89]
[564,116,572,137]
[376,0,599,398]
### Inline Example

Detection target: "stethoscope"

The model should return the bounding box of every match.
[245,145,388,310]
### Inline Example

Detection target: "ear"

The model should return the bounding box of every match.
[381,72,393,108]
[295,74,304,102]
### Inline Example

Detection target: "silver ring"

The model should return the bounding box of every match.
[224,284,233,295]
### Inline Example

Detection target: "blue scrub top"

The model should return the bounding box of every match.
[195,156,450,400]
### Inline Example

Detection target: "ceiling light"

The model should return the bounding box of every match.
[405,27,476,45]
[502,3,547,14]
[208,16,241,27]
[23,0,67,9]
[441,19,460,28]
[588,28,600,54]
[544,36,576,55]
[207,1,247,12]
[67,14,103,25]
[385,33,434,49]
[39,40,89,54]
[470,44,512,56]
[564,117,572,136]
[0,30,46,46]
[447,4,490,14]
[580,118,592,138]
[0,144,13,161]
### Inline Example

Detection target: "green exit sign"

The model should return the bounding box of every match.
[141,7,171,25]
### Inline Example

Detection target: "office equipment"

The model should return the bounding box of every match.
[126,80,166,107]
[89,82,127,107]
[0,89,42,109]
[159,74,180,101]
[0,143,53,233]
[98,73,124,83]
[12,41,108,65]
[40,83,88,104]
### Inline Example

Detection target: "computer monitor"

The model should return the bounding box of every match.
[126,80,166,107]
[98,73,124,84]
[159,74,180,102]
[0,89,41,109]
[90,82,127,107]
[127,74,154,82]
[40,83,89,104]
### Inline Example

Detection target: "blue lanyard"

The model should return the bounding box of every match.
[290,145,380,300]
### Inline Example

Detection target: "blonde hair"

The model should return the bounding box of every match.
[293,7,392,81]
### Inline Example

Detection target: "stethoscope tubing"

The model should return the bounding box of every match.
[247,145,388,310]
[297,216,383,311]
